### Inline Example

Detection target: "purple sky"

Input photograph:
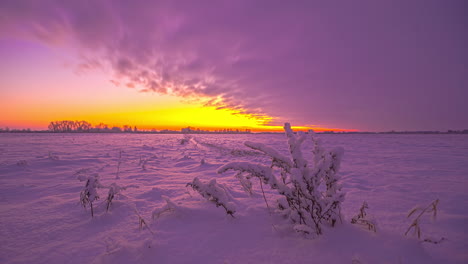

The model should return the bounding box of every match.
[1,0,467,131]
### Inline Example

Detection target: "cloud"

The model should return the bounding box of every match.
[1,0,467,130]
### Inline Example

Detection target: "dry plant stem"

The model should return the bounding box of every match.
[405,199,439,238]
[423,237,446,244]
[224,207,236,218]
[135,209,155,236]
[116,150,122,179]
[259,177,271,215]
[271,224,279,233]
[106,193,114,212]
[351,202,376,232]
[153,208,174,219]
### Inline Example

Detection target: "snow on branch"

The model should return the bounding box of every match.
[217,162,285,192]
[244,141,293,172]
[187,177,236,217]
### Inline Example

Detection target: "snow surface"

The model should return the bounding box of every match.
[0,133,467,264]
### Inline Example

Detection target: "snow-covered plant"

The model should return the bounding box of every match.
[79,173,103,217]
[105,183,138,212]
[186,177,236,217]
[218,123,345,236]
[76,167,138,215]
[405,199,445,244]
[351,202,377,232]
[138,155,149,170]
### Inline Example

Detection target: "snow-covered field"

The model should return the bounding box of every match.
[0,133,467,264]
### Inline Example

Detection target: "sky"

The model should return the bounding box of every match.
[1,0,467,132]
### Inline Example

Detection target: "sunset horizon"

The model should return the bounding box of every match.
[0,118,357,133]
[1,1,466,132]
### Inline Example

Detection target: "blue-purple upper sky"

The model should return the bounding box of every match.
[1,0,467,131]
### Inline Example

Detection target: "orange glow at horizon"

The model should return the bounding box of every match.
[1,103,357,133]
[0,71,356,132]
[0,39,356,133]
[1,94,355,132]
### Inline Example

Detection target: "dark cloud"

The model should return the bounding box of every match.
[1,0,467,130]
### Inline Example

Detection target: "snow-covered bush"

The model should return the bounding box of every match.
[218,123,345,236]
[186,177,236,217]
[79,173,103,217]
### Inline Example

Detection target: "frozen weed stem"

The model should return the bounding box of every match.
[105,183,138,212]
[134,209,155,236]
[77,168,137,216]
[152,195,179,219]
[218,123,345,236]
[405,199,445,244]
[138,155,149,170]
[115,150,122,179]
[351,202,377,232]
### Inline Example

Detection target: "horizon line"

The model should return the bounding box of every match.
[1,126,467,134]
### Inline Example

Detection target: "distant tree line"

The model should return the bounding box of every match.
[48,120,92,132]
[181,126,251,134]
[48,120,137,133]
[45,120,253,134]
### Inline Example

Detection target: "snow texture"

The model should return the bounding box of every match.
[0,132,467,263]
